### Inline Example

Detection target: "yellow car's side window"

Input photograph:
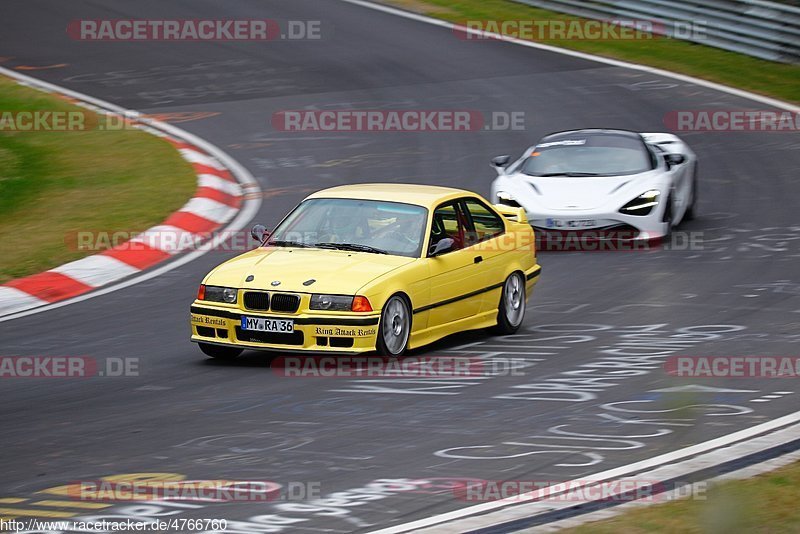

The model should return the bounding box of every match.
[431,202,467,252]
[463,199,504,244]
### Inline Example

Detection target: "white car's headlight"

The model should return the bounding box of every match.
[198,285,238,304]
[496,191,521,207]
[620,190,660,216]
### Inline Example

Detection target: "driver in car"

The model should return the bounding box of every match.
[318,210,368,243]
[373,212,425,253]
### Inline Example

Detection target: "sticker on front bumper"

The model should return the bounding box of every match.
[315,326,377,337]
[191,314,226,327]
[241,316,294,333]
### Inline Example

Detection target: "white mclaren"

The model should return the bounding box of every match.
[490,129,697,242]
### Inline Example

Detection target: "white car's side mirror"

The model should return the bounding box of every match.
[665,153,685,167]
[491,155,511,172]
[491,155,511,166]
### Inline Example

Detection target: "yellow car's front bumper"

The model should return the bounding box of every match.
[190,303,381,353]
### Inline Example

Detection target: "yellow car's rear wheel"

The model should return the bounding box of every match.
[199,342,243,360]
[377,295,410,357]
[491,272,526,335]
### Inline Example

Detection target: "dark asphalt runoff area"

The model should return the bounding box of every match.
[1,1,799,532]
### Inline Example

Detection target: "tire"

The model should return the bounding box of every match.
[490,272,526,335]
[376,295,411,357]
[662,194,674,236]
[199,342,242,360]
[684,165,698,221]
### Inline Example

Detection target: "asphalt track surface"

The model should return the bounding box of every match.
[1,1,800,532]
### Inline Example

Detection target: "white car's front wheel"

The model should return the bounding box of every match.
[663,193,675,236]
[684,165,698,221]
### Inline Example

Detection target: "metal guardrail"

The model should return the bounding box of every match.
[510,0,800,63]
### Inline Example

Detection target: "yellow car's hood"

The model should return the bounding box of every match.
[204,247,417,294]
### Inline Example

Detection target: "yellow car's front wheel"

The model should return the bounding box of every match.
[376,295,411,357]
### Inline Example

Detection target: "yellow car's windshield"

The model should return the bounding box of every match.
[268,198,428,258]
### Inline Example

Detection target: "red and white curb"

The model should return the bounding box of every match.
[0,139,240,314]
[0,68,261,319]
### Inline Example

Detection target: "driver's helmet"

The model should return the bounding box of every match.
[324,209,363,240]
[393,212,424,238]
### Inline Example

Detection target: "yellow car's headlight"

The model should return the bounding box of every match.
[309,294,374,312]
[310,294,353,311]
[198,284,237,304]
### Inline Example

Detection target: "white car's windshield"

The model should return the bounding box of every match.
[268,198,428,258]
[521,133,652,177]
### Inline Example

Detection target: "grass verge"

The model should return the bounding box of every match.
[0,75,197,284]
[377,0,800,104]
[564,459,800,532]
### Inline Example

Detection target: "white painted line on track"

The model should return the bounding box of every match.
[368,410,800,533]
[514,423,800,533]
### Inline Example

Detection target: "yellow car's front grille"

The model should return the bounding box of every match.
[242,291,300,313]
[242,291,270,310]
[271,293,301,313]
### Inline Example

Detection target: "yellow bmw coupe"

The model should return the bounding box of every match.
[190,184,541,358]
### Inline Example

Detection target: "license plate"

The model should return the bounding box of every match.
[241,316,294,333]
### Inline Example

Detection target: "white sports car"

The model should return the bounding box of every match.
[489,129,697,244]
